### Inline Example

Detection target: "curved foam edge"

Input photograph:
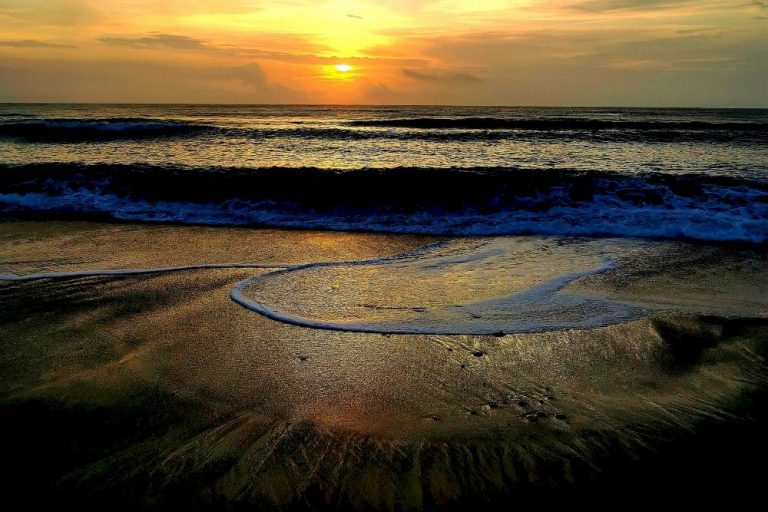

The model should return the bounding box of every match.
[229,255,643,335]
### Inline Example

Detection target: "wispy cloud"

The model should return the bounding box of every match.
[97,32,426,67]
[0,39,74,48]
[567,0,702,12]
[98,34,210,50]
[402,68,481,83]
[362,80,402,102]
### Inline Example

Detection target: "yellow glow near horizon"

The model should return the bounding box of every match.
[335,64,352,73]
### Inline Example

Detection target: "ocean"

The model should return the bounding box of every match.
[1,104,766,242]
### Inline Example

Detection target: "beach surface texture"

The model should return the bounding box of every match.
[1,220,766,510]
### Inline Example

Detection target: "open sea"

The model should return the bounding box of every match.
[1,104,766,243]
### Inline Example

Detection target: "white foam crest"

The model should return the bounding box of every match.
[1,182,766,243]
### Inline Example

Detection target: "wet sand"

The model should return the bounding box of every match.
[1,220,767,510]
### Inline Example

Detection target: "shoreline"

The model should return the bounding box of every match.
[1,220,767,509]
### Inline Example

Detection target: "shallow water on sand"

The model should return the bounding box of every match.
[233,238,633,333]
[235,237,768,334]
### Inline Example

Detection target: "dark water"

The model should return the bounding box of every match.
[1,104,767,242]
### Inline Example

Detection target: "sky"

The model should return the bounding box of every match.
[0,0,766,106]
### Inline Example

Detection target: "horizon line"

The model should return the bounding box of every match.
[1,102,767,110]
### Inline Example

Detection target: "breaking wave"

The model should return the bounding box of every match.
[0,118,214,141]
[1,163,766,243]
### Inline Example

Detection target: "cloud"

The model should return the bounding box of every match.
[1,0,765,106]
[362,81,402,102]
[95,32,426,68]
[675,27,718,34]
[393,25,767,106]
[0,58,305,104]
[420,30,595,67]
[210,63,304,102]
[567,0,702,12]
[401,68,482,83]
[216,63,269,88]
[98,32,328,62]
[98,34,210,50]
[239,48,426,66]
[0,39,74,48]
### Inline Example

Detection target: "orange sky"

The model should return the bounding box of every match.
[0,0,766,105]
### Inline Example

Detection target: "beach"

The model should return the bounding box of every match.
[2,0,767,506]
[2,219,767,510]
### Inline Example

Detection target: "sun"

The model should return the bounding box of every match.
[322,63,358,81]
